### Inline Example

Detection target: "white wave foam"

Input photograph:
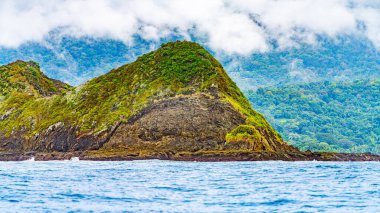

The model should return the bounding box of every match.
[25,157,35,161]
[70,157,80,162]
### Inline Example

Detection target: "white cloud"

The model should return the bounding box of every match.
[354,6,380,48]
[0,0,379,54]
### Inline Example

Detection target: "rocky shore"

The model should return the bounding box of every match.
[1,151,379,162]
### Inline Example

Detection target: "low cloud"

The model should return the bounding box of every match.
[0,0,379,54]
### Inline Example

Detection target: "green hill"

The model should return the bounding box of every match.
[0,41,296,159]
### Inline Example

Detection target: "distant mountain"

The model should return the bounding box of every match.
[1,36,379,88]
[0,41,303,160]
[223,36,380,90]
[247,79,380,153]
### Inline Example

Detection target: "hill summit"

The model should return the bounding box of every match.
[0,41,377,161]
[0,60,69,99]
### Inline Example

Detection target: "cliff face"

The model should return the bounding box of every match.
[0,41,298,158]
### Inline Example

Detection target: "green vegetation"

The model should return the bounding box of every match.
[226,125,261,143]
[0,41,279,148]
[247,79,380,153]
[0,60,69,99]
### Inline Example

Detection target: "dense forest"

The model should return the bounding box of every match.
[247,79,380,153]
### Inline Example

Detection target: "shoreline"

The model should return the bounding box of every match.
[0,151,379,162]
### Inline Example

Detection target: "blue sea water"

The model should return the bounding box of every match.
[0,160,379,212]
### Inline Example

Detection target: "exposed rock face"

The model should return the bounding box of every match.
[103,93,298,154]
[104,93,246,152]
[0,123,115,152]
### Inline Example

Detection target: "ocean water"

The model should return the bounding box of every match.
[0,160,379,212]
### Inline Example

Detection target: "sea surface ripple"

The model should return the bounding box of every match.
[0,160,379,212]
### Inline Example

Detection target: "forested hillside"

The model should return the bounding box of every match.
[247,79,380,153]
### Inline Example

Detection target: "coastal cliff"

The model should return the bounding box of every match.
[0,41,378,161]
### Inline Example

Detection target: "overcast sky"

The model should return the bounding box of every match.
[0,0,379,55]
